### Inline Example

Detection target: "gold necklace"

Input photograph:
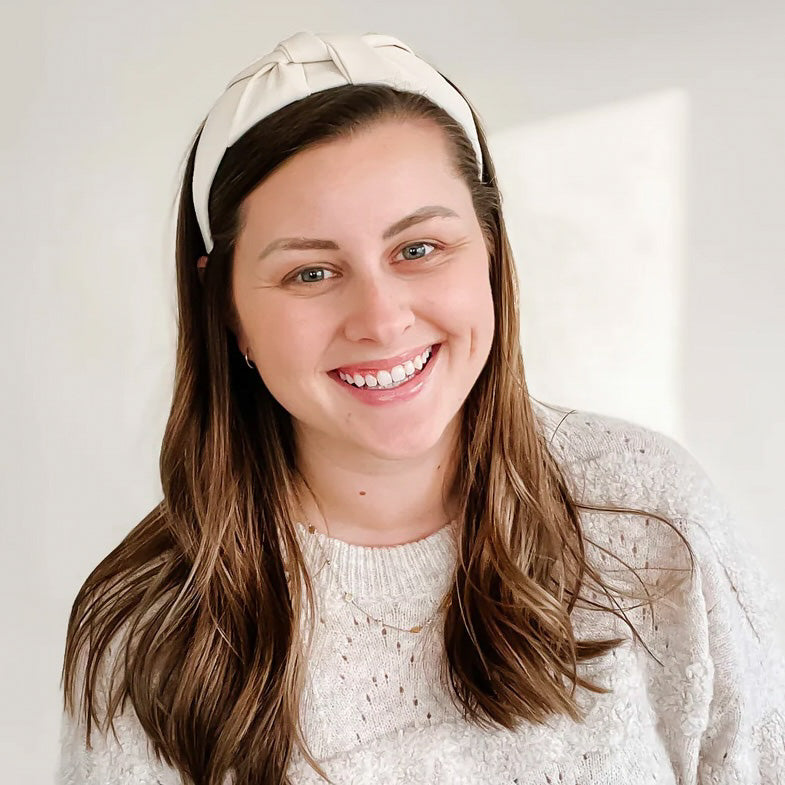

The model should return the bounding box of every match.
[298,517,453,635]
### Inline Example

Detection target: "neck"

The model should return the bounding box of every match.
[292,417,461,547]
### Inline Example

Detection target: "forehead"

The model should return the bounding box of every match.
[241,118,464,224]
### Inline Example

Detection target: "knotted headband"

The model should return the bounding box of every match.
[192,31,484,253]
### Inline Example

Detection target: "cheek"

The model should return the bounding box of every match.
[452,259,495,368]
[437,258,495,332]
[235,293,317,379]
[260,319,318,376]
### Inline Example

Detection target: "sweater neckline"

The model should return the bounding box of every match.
[293,518,459,601]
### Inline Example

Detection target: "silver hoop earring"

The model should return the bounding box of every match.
[244,350,255,369]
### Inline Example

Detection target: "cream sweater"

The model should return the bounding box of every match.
[57,401,785,784]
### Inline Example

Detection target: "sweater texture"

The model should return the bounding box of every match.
[57,400,785,784]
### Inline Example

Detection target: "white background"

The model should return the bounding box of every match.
[1,2,783,782]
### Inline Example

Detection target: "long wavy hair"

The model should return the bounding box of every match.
[61,77,693,785]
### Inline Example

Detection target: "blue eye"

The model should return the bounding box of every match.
[398,242,436,261]
[294,268,336,284]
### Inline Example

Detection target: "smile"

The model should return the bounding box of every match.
[337,345,434,389]
[327,343,443,405]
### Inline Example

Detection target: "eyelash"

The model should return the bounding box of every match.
[287,241,441,286]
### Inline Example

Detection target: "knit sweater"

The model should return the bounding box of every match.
[57,400,785,784]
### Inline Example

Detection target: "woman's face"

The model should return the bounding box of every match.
[231,117,495,461]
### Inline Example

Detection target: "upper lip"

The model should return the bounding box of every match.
[332,343,437,374]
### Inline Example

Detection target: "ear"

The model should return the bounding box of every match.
[196,255,208,283]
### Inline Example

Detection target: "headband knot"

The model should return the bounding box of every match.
[192,31,483,253]
[234,31,400,76]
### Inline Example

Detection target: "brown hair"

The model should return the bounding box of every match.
[61,78,693,785]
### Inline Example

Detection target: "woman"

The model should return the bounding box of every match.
[58,31,785,785]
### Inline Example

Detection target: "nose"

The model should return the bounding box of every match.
[341,272,415,345]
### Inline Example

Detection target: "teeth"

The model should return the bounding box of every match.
[337,345,435,389]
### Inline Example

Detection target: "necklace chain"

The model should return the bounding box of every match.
[299,518,449,634]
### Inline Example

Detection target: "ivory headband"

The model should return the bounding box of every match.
[192,31,484,253]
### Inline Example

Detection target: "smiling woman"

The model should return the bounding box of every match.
[58,30,785,785]
[229,116,494,468]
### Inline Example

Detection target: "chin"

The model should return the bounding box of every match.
[351,417,454,460]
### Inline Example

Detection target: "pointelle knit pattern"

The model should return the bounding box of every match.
[57,399,785,784]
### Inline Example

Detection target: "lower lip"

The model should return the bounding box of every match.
[328,344,442,406]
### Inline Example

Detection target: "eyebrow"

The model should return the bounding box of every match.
[256,205,460,261]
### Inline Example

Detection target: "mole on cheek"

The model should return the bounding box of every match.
[359,491,366,496]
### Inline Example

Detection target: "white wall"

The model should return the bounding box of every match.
[2,2,783,782]
[490,89,689,440]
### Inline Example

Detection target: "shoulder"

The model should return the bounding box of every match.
[531,395,693,469]
[529,396,781,642]
[58,588,182,785]
[530,395,730,530]
[530,395,741,564]
[529,399,785,775]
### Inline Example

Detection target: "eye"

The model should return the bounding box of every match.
[397,242,437,261]
[292,267,336,284]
